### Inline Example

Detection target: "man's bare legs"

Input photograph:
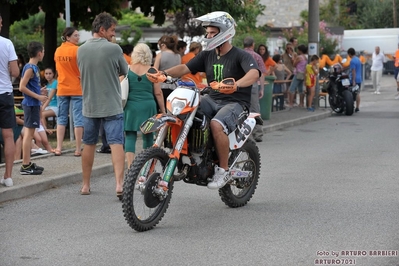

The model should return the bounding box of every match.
[110,144,125,193]
[2,128,15,179]
[210,121,229,170]
[81,143,124,194]
[81,144,95,194]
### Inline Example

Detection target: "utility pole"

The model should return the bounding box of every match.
[65,0,71,27]
[308,0,320,108]
[394,0,397,28]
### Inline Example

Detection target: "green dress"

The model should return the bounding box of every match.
[124,69,157,131]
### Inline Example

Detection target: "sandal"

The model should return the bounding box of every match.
[54,149,62,156]
[74,151,81,157]
[116,191,123,201]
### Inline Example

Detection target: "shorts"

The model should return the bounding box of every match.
[289,75,305,93]
[57,96,83,127]
[45,106,59,117]
[199,95,248,135]
[22,105,40,128]
[36,124,45,132]
[82,113,124,145]
[0,92,16,128]
[394,67,399,81]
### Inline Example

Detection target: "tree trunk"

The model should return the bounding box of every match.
[43,12,57,70]
[0,3,11,38]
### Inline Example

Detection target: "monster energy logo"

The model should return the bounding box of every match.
[144,121,154,133]
[213,64,224,82]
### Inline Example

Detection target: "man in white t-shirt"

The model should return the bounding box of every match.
[370,46,386,94]
[0,13,20,187]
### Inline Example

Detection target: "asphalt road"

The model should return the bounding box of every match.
[1,93,399,266]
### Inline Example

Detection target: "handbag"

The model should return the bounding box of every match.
[120,75,129,108]
[296,72,305,80]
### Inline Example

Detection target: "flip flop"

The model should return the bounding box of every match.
[74,151,81,157]
[80,188,90,195]
[54,149,62,156]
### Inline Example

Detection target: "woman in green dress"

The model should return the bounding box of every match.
[124,43,165,167]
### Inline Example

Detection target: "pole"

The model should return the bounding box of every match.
[394,0,397,28]
[65,0,71,27]
[65,0,74,141]
[308,0,320,109]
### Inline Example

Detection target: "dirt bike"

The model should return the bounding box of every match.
[322,64,359,116]
[122,74,261,232]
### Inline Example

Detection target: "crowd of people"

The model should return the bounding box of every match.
[0,10,371,192]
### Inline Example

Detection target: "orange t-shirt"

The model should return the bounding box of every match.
[395,50,399,67]
[264,57,277,73]
[54,42,82,96]
[123,53,131,65]
[181,52,203,85]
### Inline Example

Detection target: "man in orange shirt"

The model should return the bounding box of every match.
[394,43,399,99]
[181,42,204,86]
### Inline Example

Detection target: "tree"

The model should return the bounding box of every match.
[130,0,254,26]
[315,0,399,29]
[282,21,340,56]
[137,0,267,46]
[3,0,125,68]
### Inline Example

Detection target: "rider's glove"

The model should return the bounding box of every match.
[146,67,167,83]
[209,78,237,94]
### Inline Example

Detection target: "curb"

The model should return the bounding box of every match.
[0,112,331,203]
[0,163,114,203]
[263,110,332,133]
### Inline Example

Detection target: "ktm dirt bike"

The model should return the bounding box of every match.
[122,75,261,232]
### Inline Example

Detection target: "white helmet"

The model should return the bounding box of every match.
[195,11,236,51]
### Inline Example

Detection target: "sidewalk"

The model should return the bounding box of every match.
[0,74,395,203]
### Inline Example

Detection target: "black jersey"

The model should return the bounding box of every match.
[186,46,260,109]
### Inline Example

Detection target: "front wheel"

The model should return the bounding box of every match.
[122,147,172,232]
[342,90,354,116]
[219,140,260,208]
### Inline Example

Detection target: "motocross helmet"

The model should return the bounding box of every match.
[331,63,343,74]
[195,11,236,51]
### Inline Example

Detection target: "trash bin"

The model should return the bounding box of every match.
[259,75,275,120]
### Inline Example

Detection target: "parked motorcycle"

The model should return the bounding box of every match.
[122,70,261,232]
[322,64,359,116]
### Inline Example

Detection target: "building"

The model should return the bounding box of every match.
[257,0,328,27]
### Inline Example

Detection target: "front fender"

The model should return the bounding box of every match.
[140,114,177,134]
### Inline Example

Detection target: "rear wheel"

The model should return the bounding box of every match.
[122,147,172,232]
[342,90,354,116]
[219,140,260,208]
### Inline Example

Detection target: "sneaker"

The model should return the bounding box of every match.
[20,163,43,175]
[207,166,231,190]
[376,91,381,95]
[307,107,315,112]
[0,177,13,187]
[31,163,44,171]
[31,148,48,155]
[395,94,399,100]
[355,108,359,112]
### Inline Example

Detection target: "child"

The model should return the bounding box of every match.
[18,41,47,175]
[40,67,58,133]
[305,55,320,112]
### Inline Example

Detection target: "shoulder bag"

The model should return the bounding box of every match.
[121,75,129,108]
